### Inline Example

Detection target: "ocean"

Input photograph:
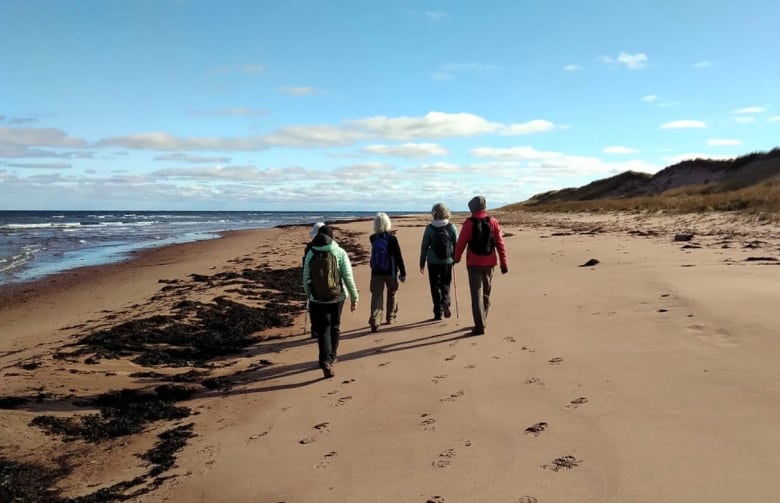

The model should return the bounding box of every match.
[0,210,388,287]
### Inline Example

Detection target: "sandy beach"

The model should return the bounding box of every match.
[2,211,779,502]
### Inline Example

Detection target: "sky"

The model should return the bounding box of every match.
[1,0,779,211]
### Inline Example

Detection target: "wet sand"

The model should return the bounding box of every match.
[1,211,779,502]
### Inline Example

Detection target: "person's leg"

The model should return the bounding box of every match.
[427,264,443,319]
[385,276,399,323]
[330,300,344,364]
[309,302,331,370]
[441,264,453,318]
[467,266,486,333]
[482,266,494,322]
[369,275,384,330]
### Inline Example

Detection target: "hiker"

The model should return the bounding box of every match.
[303,225,359,378]
[419,202,458,321]
[368,212,406,332]
[453,196,508,336]
[302,222,325,265]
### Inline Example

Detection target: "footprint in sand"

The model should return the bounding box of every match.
[431,374,448,384]
[445,355,456,361]
[313,422,330,434]
[426,496,445,503]
[542,455,580,472]
[299,436,316,445]
[503,335,517,343]
[566,397,588,408]
[341,379,355,384]
[518,497,538,503]
[332,396,352,407]
[432,448,457,468]
[521,346,536,352]
[314,451,337,469]
[464,364,477,370]
[378,361,391,367]
[525,377,545,386]
[439,390,464,402]
[420,414,436,431]
[524,422,548,436]
[548,357,564,365]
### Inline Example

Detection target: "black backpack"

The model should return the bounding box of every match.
[309,250,341,301]
[469,217,495,255]
[430,224,454,260]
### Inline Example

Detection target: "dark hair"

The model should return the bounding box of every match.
[319,225,334,238]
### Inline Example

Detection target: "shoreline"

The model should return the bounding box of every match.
[2,211,779,502]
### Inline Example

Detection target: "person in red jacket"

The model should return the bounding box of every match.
[453,195,508,335]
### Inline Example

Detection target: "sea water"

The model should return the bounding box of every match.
[0,210,386,286]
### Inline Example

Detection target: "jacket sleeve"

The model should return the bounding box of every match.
[454,219,471,262]
[302,250,312,297]
[419,225,431,269]
[338,248,359,302]
[392,235,406,277]
[491,218,508,269]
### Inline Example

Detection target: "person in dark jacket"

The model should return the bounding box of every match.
[453,196,508,336]
[368,212,406,332]
[419,202,458,321]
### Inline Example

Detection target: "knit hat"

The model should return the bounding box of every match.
[431,202,451,220]
[309,222,325,237]
[468,195,486,213]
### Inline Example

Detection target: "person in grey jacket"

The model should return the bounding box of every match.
[419,202,458,321]
[303,225,359,378]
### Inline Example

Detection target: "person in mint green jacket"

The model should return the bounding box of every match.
[419,202,458,321]
[303,225,359,378]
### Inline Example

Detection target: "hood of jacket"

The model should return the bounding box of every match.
[431,218,450,228]
[470,209,488,219]
[311,234,335,251]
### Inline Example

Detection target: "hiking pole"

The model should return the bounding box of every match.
[452,265,460,319]
[303,299,309,335]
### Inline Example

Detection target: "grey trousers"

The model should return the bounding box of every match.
[369,274,399,326]
[467,265,494,331]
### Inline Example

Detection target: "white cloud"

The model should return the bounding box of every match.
[642,94,658,102]
[603,146,639,154]
[659,120,707,129]
[0,126,87,147]
[601,52,648,70]
[190,108,270,117]
[734,116,756,123]
[350,111,500,140]
[732,106,766,115]
[692,60,713,69]
[280,86,326,95]
[770,116,780,122]
[563,64,582,71]
[264,125,369,147]
[424,11,446,21]
[500,119,556,136]
[706,138,743,146]
[6,162,72,169]
[148,165,311,182]
[407,161,461,174]
[470,146,563,160]
[153,153,232,163]
[362,143,448,157]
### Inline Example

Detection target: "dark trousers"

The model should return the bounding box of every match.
[309,300,344,368]
[427,263,453,317]
[467,265,493,331]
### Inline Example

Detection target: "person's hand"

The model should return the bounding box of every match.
[420,267,425,274]
[350,301,357,312]
[501,265,508,274]
[399,275,406,283]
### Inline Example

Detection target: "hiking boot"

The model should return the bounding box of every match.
[469,328,485,336]
[370,324,379,333]
[442,303,451,318]
[433,315,442,321]
[322,362,335,378]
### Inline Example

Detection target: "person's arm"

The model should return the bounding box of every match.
[302,250,312,297]
[393,235,407,280]
[453,219,471,263]
[338,248,359,305]
[492,218,508,273]
[419,225,430,272]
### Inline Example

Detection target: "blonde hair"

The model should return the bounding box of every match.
[373,212,391,234]
[431,202,451,220]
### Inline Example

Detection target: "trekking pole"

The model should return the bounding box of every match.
[303,299,309,335]
[452,265,460,319]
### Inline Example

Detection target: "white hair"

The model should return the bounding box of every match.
[373,212,391,234]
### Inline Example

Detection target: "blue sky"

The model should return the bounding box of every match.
[1,0,779,211]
